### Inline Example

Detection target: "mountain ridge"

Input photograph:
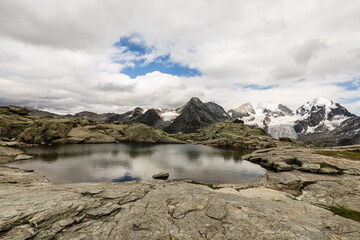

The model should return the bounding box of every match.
[17,97,359,146]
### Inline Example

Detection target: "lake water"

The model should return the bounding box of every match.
[6,143,267,184]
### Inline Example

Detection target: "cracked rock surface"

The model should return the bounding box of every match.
[0,145,360,239]
[0,166,360,240]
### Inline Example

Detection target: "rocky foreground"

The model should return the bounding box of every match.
[0,144,360,239]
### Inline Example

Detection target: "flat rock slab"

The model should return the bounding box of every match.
[0,167,360,239]
[243,145,360,175]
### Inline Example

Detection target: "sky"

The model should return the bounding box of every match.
[0,0,359,115]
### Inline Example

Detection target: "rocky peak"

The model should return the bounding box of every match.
[129,108,168,129]
[205,102,231,120]
[296,98,334,116]
[228,103,255,119]
[294,98,355,135]
[278,104,294,116]
[261,103,294,118]
[163,97,228,134]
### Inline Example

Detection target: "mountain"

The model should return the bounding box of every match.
[74,107,169,129]
[228,102,296,128]
[23,106,61,117]
[204,102,231,120]
[228,98,358,146]
[74,111,115,122]
[163,97,229,134]
[128,108,169,129]
[228,103,255,119]
[294,98,355,135]
[16,97,359,146]
[298,116,360,146]
[106,107,145,124]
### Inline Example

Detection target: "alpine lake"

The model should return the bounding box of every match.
[5,143,267,184]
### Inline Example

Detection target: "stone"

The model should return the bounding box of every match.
[301,163,321,173]
[273,161,292,171]
[0,141,19,147]
[319,167,340,174]
[14,154,33,161]
[0,169,360,239]
[233,119,244,124]
[152,172,169,180]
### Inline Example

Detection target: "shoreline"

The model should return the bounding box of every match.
[0,143,360,239]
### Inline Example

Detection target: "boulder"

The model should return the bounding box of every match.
[152,172,169,180]
[233,119,244,124]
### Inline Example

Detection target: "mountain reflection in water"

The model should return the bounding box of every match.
[6,143,267,184]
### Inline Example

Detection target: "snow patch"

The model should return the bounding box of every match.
[160,111,179,121]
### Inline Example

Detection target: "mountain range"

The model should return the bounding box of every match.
[23,97,359,146]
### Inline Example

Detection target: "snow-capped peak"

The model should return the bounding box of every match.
[297,97,337,116]
[312,97,334,106]
[294,98,355,134]
[228,98,355,140]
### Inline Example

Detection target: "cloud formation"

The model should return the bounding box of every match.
[0,0,359,114]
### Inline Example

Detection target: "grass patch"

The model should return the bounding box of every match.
[328,206,360,222]
[316,151,360,161]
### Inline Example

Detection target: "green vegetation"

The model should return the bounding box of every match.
[328,206,360,222]
[0,106,298,149]
[316,151,360,161]
[171,122,281,149]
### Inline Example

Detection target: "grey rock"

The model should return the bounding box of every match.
[0,154,360,239]
[0,141,20,147]
[152,172,169,180]
[273,161,292,171]
[301,163,321,173]
[14,154,33,161]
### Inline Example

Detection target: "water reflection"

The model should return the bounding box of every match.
[6,143,266,184]
[112,172,141,182]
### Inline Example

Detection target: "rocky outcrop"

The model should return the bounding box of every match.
[172,122,301,149]
[242,145,360,175]
[0,106,29,116]
[164,97,229,134]
[0,106,183,145]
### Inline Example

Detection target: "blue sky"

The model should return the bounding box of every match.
[335,78,360,91]
[114,35,201,78]
[0,1,359,115]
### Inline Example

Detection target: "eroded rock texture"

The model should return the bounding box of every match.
[1,143,360,239]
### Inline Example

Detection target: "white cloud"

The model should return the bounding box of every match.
[0,0,359,114]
